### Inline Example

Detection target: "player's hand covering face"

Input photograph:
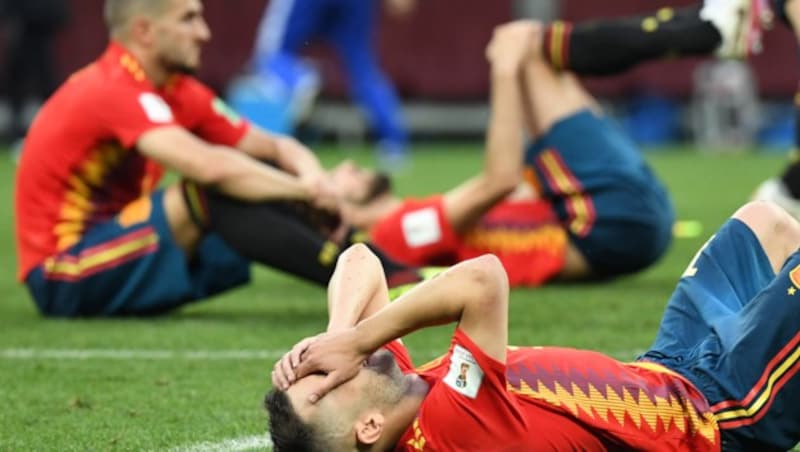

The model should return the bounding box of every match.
[292,328,371,403]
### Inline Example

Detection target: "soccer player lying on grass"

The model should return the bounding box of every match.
[330,22,674,286]
[527,0,800,225]
[13,0,419,317]
[267,199,800,451]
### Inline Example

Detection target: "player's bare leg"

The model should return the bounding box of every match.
[733,201,800,272]
[519,49,593,279]
[163,183,204,255]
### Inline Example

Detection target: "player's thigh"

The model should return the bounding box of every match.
[24,191,248,317]
[525,110,674,276]
[691,250,800,450]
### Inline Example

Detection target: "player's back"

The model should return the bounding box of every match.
[15,49,155,281]
[505,346,720,451]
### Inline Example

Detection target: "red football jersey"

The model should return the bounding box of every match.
[369,196,567,286]
[15,42,249,280]
[388,330,720,451]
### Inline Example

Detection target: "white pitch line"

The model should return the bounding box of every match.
[167,435,272,452]
[0,348,287,360]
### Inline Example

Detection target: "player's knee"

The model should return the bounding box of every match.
[337,243,377,265]
[734,200,800,247]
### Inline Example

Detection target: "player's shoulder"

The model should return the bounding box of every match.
[167,74,215,98]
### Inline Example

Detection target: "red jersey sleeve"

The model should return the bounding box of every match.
[369,196,460,266]
[167,77,249,146]
[397,329,528,451]
[381,339,415,374]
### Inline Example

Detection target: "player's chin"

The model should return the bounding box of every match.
[365,350,403,381]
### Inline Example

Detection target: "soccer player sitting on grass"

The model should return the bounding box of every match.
[13,0,419,317]
[267,197,800,451]
[330,21,674,285]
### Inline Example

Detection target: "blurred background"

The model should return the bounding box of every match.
[0,0,798,151]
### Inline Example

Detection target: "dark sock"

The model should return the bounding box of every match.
[180,181,419,286]
[544,6,722,75]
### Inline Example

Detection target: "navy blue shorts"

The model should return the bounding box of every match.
[25,190,250,317]
[642,218,800,450]
[525,110,674,277]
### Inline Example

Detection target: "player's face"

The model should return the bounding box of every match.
[330,160,377,204]
[286,350,408,423]
[152,0,211,74]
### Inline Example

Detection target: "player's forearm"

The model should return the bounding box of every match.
[484,70,525,192]
[237,129,323,178]
[208,149,312,202]
[353,255,507,356]
[326,245,389,332]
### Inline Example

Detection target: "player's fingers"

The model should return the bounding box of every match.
[290,338,313,368]
[279,354,296,385]
[308,371,343,404]
[272,364,288,390]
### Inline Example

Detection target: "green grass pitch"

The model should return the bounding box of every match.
[0,144,788,450]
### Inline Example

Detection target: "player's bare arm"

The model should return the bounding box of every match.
[137,126,327,206]
[442,22,537,232]
[236,127,327,181]
[326,244,392,332]
[272,244,392,389]
[294,252,510,403]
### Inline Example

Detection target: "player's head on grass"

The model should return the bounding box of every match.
[265,349,415,451]
[329,160,392,206]
[104,0,210,76]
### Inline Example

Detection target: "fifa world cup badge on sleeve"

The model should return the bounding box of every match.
[138,93,174,123]
[402,207,442,247]
[444,345,484,398]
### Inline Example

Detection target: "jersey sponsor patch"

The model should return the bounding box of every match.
[138,93,174,123]
[401,207,442,247]
[443,345,484,398]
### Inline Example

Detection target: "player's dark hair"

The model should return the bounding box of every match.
[264,389,325,452]
[362,172,392,204]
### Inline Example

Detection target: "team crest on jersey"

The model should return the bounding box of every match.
[138,93,174,123]
[443,345,483,398]
[790,264,800,289]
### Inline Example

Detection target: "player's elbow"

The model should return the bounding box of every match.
[461,254,509,311]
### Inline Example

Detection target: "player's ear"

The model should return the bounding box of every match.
[130,15,156,46]
[355,411,385,445]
